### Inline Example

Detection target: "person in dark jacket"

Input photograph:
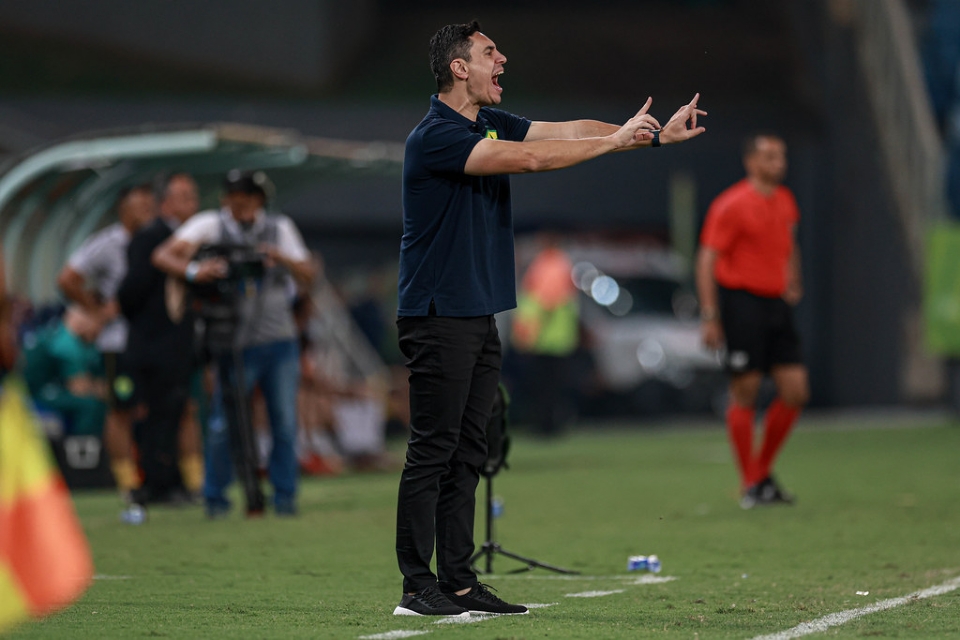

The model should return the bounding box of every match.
[118,173,202,505]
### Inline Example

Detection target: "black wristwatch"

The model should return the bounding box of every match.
[652,130,661,147]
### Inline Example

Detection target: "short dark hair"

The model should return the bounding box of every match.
[114,183,154,218]
[116,182,152,201]
[429,20,482,93]
[116,182,153,207]
[742,132,784,158]
[223,169,269,200]
[154,171,193,202]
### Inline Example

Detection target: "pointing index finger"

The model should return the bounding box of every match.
[636,96,653,116]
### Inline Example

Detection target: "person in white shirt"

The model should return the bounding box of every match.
[153,170,315,517]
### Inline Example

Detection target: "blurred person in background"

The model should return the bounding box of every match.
[393,20,705,617]
[293,291,345,477]
[152,170,315,517]
[294,286,394,475]
[510,233,580,437]
[695,132,808,509]
[22,305,106,437]
[118,173,204,506]
[57,184,156,506]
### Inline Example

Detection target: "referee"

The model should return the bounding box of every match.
[695,132,809,509]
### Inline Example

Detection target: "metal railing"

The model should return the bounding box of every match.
[847,0,948,279]
[843,0,950,399]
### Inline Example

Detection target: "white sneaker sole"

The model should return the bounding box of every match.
[392,606,470,617]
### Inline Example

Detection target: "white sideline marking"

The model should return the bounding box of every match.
[565,589,625,598]
[434,614,488,625]
[488,573,678,582]
[486,573,613,581]
[630,575,677,585]
[433,613,484,624]
[436,608,548,624]
[359,631,430,639]
[92,575,131,580]
[752,575,960,640]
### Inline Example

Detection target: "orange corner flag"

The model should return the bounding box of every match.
[0,376,93,632]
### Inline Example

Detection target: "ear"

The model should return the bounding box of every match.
[450,58,469,81]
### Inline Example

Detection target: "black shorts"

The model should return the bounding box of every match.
[718,287,803,374]
[102,351,137,410]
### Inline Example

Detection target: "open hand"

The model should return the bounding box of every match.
[194,257,230,283]
[660,93,707,144]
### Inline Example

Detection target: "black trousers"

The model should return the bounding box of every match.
[132,360,191,501]
[395,314,502,594]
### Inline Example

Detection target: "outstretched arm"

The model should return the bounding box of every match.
[525,119,621,142]
[465,93,706,176]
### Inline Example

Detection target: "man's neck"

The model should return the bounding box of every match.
[438,90,481,122]
[160,214,182,230]
[747,176,777,197]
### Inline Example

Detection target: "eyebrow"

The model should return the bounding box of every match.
[483,45,495,54]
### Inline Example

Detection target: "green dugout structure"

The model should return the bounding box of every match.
[0,123,403,304]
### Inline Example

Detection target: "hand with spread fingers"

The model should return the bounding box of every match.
[660,92,707,144]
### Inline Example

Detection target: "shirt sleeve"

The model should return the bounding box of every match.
[419,120,483,174]
[275,216,310,262]
[485,108,532,142]
[173,212,220,245]
[67,232,110,278]
[700,197,738,254]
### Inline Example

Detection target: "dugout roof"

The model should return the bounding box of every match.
[0,122,403,302]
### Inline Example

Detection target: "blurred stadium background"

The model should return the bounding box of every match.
[1,0,959,415]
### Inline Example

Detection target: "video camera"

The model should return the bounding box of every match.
[187,243,267,351]
[188,244,266,310]
[195,243,266,280]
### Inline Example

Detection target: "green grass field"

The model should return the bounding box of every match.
[8,412,960,639]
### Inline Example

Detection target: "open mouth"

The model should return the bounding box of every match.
[493,70,503,92]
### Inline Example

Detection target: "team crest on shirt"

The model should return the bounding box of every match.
[484,129,498,139]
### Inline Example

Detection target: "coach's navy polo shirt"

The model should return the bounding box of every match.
[398,95,531,317]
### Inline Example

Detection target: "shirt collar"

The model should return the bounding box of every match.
[219,207,267,235]
[430,95,486,133]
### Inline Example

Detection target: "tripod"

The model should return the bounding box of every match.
[198,285,265,517]
[470,473,578,575]
[469,385,577,575]
[215,346,265,516]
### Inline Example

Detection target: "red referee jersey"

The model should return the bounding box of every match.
[700,179,799,298]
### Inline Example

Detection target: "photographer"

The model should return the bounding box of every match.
[152,170,315,517]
